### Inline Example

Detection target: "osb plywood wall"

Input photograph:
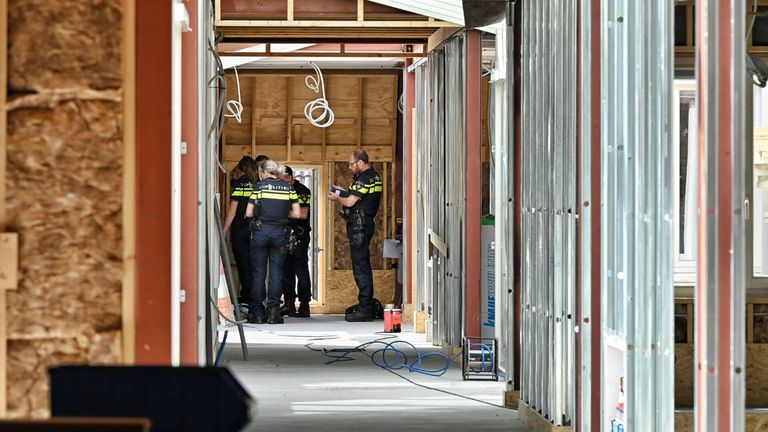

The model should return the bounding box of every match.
[313,270,396,314]
[332,161,388,271]
[5,0,123,417]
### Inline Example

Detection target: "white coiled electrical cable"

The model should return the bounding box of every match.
[304,62,335,128]
[224,66,244,123]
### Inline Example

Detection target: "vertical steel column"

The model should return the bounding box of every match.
[694,1,746,431]
[578,0,602,429]
[465,30,482,339]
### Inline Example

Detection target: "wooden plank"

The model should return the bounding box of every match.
[0,233,17,290]
[357,0,364,22]
[287,77,292,160]
[223,144,255,162]
[0,0,7,410]
[251,77,257,155]
[253,145,288,161]
[215,0,221,21]
[122,0,137,370]
[287,145,323,162]
[287,0,294,21]
[428,27,464,52]
[364,118,390,126]
[357,77,363,146]
[0,0,6,231]
[215,19,462,28]
[325,145,392,162]
[224,123,252,146]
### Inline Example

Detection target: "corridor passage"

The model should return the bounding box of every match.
[220,316,529,431]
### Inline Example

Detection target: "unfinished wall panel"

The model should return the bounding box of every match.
[7,0,122,93]
[4,1,123,418]
[222,71,398,312]
[332,161,387,270]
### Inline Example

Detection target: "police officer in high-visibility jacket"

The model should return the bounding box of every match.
[280,166,313,318]
[327,150,382,322]
[246,160,303,324]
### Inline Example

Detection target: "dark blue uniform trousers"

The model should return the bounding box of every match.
[347,218,375,314]
[282,239,312,304]
[250,225,288,308]
[230,224,253,303]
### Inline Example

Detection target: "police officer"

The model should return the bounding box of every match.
[327,150,382,322]
[223,156,258,310]
[246,160,302,324]
[280,166,313,318]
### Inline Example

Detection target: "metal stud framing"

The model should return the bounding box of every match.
[414,35,466,347]
[600,0,674,429]
[519,0,577,426]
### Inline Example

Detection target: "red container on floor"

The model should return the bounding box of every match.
[384,308,402,333]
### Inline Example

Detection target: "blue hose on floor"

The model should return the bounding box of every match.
[307,338,462,377]
[215,330,229,367]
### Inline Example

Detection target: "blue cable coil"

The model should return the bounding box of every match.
[308,338,463,377]
[467,343,495,373]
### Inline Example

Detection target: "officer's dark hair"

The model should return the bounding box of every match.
[284,165,293,177]
[255,154,269,169]
[352,149,369,164]
[231,156,257,182]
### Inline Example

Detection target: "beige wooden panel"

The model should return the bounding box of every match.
[254,75,288,116]
[292,121,324,144]
[324,75,362,101]
[253,116,288,145]
[0,233,18,290]
[326,119,358,146]
[225,74,253,124]
[288,145,323,162]
[253,145,288,161]
[325,145,392,162]
[223,122,251,146]
[362,76,396,118]
[290,77,321,105]
[223,144,254,162]
[362,119,393,146]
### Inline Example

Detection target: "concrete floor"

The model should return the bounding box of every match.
[219,315,529,431]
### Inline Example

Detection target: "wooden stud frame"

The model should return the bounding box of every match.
[0,0,7,415]
[123,0,136,365]
[674,0,768,56]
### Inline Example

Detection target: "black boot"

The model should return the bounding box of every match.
[268,305,284,324]
[296,302,310,318]
[248,305,267,324]
[280,303,297,317]
[345,309,373,322]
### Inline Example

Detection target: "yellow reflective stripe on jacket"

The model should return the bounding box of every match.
[259,192,293,200]
[231,189,252,197]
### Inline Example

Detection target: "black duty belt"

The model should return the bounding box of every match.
[260,220,288,227]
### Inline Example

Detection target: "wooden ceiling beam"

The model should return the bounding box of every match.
[219,50,428,58]
[215,19,461,28]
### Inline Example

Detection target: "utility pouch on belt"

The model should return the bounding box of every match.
[339,207,351,221]
[286,227,299,254]
[249,218,261,232]
[350,211,366,249]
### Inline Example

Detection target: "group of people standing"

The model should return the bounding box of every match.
[223,150,382,325]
